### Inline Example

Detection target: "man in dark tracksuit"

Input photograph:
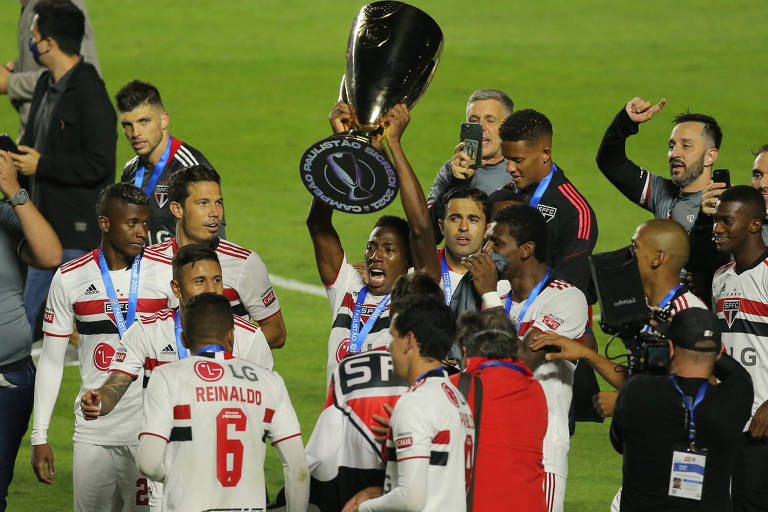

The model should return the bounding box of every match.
[116,80,221,245]
[11,0,116,334]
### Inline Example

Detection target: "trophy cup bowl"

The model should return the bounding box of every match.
[300,1,443,214]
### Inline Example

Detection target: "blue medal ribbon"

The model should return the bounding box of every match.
[98,248,141,339]
[477,360,528,376]
[528,163,557,208]
[644,284,682,333]
[349,287,391,354]
[174,309,190,359]
[440,251,452,305]
[134,136,173,196]
[195,344,226,355]
[505,270,551,334]
[669,376,708,447]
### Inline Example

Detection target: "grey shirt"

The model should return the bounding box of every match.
[0,202,32,366]
[426,159,510,206]
[6,0,100,140]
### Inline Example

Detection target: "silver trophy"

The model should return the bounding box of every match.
[300,1,443,214]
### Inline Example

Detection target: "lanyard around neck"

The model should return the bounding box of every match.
[98,248,141,338]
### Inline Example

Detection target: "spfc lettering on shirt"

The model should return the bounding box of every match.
[537,204,557,222]
[104,301,129,324]
[723,299,740,328]
[154,185,169,207]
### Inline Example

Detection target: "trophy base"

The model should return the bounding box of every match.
[300,134,399,214]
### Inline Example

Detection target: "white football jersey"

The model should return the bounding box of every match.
[141,352,301,512]
[712,253,768,428]
[324,255,393,386]
[109,308,272,388]
[362,369,474,512]
[41,249,169,444]
[144,237,281,322]
[505,274,588,478]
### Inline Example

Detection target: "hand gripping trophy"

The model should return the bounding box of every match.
[300,1,443,214]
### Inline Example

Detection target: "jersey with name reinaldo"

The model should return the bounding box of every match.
[306,350,407,511]
[140,353,301,512]
[362,370,473,512]
[109,308,272,388]
[42,250,169,444]
[712,252,768,428]
[120,138,213,245]
[505,274,588,478]
[325,255,393,386]
[143,237,280,322]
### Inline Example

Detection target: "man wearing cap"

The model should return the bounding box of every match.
[610,308,752,511]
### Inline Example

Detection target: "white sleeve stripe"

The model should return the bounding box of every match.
[639,173,651,206]
[174,152,193,167]
[176,145,199,165]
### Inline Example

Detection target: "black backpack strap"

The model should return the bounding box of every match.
[458,373,483,511]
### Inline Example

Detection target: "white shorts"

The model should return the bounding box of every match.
[149,480,163,512]
[543,472,566,512]
[72,442,149,512]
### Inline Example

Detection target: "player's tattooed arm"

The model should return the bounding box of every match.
[80,372,136,419]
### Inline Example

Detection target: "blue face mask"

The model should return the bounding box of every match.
[28,37,44,64]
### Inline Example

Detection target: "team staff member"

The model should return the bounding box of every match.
[117,80,219,245]
[143,165,286,348]
[595,96,722,232]
[452,309,547,512]
[710,186,768,511]
[611,308,752,511]
[31,184,169,512]
[342,296,473,512]
[0,150,61,512]
[136,293,309,512]
[11,0,116,335]
[426,89,514,240]
[310,102,440,385]
[467,205,589,512]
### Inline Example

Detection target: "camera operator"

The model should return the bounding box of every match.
[610,308,752,511]
[534,219,706,415]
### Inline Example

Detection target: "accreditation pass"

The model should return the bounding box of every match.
[668,450,706,500]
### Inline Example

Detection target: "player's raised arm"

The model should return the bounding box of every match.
[307,198,345,285]
[382,103,440,282]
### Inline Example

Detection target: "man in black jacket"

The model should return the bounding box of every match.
[10,0,116,334]
[611,308,753,511]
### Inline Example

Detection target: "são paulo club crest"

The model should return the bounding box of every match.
[300,135,399,214]
[154,185,169,207]
[722,299,740,328]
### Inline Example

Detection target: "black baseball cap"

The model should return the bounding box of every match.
[668,308,721,352]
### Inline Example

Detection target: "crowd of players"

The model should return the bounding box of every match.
[0,1,767,512]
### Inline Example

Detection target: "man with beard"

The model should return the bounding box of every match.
[596,96,722,233]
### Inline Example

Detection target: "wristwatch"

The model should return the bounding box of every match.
[9,188,29,207]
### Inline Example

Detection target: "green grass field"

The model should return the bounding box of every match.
[1,0,767,510]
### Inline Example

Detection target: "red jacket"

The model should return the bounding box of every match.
[451,357,548,512]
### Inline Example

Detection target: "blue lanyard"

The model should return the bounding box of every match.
[134,136,173,196]
[195,344,226,355]
[440,251,452,305]
[174,309,190,359]
[528,163,556,208]
[644,284,681,333]
[505,270,551,333]
[669,376,708,447]
[413,367,445,385]
[349,287,391,354]
[98,248,141,338]
[477,360,528,376]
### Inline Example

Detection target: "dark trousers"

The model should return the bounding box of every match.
[0,356,35,512]
[732,432,768,512]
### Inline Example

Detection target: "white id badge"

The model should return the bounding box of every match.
[668,450,706,500]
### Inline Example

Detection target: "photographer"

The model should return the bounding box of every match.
[610,308,752,511]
